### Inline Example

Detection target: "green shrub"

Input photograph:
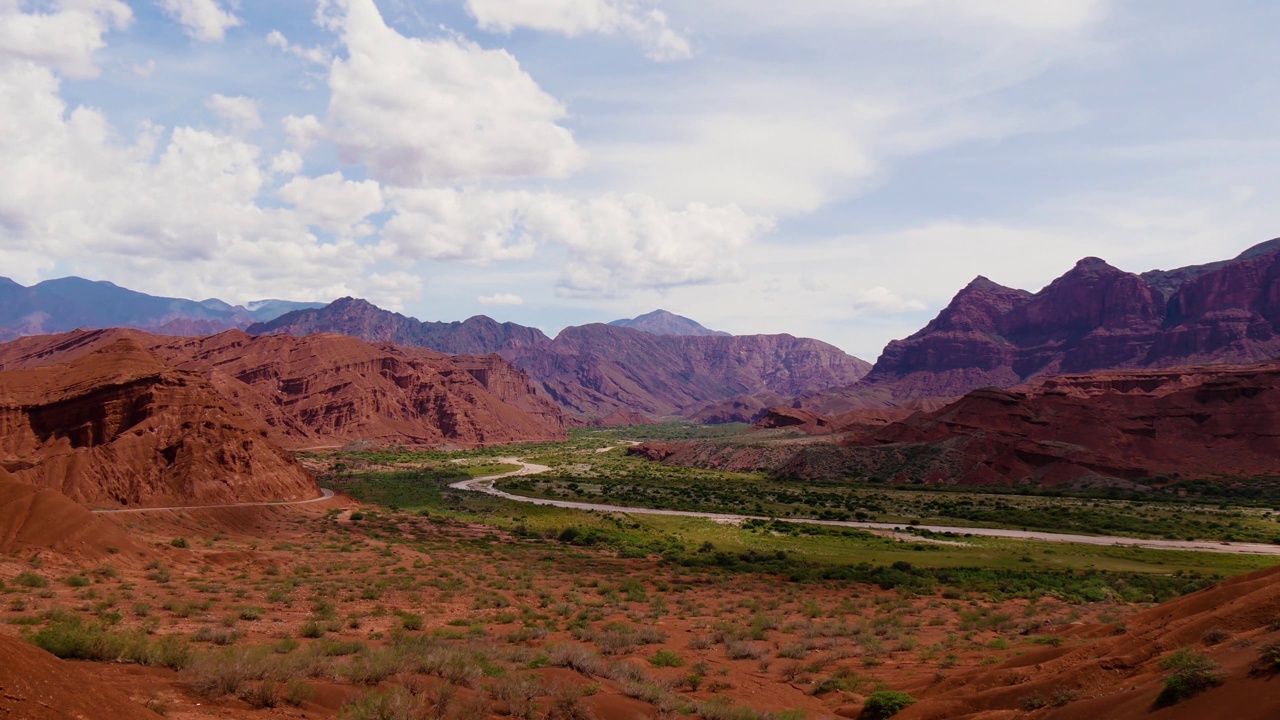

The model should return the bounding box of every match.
[649,649,683,667]
[14,572,47,588]
[862,690,916,719]
[63,575,90,588]
[26,615,191,668]
[284,679,317,707]
[1157,649,1223,706]
[170,538,188,549]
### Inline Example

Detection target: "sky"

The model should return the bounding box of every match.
[2,0,1280,360]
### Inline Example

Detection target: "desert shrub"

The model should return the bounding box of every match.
[861,690,917,719]
[189,648,258,698]
[545,683,594,720]
[399,611,423,631]
[649,649,683,667]
[170,538,188,549]
[1259,641,1280,671]
[14,572,47,588]
[299,618,325,638]
[240,681,279,709]
[63,575,90,588]
[284,679,317,707]
[1157,648,1223,706]
[546,643,608,677]
[26,614,190,668]
[1202,627,1231,645]
[339,687,422,720]
[340,648,403,685]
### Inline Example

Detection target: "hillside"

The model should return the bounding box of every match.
[803,239,1280,412]
[249,298,871,421]
[0,329,567,450]
[0,338,318,508]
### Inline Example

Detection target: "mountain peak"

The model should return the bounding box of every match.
[608,309,730,337]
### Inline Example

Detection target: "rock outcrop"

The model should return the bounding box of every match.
[0,328,567,451]
[0,338,318,508]
[160,331,566,448]
[805,239,1280,412]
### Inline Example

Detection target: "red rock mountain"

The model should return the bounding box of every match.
[248,299,872,421]
[249,297,550,354]
[781,362,1280,487]
[804,239,1280,412]
[505,324,872,419]
[0,329,566,450]
[0,337,318,508]
[637,362,1280,489]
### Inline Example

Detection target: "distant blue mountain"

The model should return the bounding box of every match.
[0,276,326,339]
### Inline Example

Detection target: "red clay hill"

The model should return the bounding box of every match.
[635,362,1280,489]
[0,329,567,451]
[0,337,316,508]
[803,238,1280,413]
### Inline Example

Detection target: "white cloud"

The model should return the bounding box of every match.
[205,94,262,134]
[269,150,303,175]
[266,29,331,65]
[478,293,524,306]
[851,287,926,315]
[466,0,691,61]
[0,58,409,308]
[277,172,383,236]
[380,188,772,296]
[158,0,242,42]
[321,0,584,186]
[0,0,132,79]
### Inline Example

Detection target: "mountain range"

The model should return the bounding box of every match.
[0,276,324,340]
[607,309,730,336]
[252,298,872,421]
[800,238,1280,413]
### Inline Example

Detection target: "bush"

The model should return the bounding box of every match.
[63,575,90,588]
[14,572,47,588]
[170,538,188,549]
[1157,648,1223,706]
[862,690,917,719]
[25,614,191,668]
[649,649,683,668]
[283,679,317,707]
[338,687,421,720]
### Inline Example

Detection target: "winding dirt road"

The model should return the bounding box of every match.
[451,459,1280,557]
[92,488,336,515]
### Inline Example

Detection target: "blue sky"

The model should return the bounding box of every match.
[2,1,1279,360]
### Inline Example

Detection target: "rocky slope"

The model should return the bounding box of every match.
[0,337,318,508]
[804,238,1280,412]
[608,309,730,336]
[248,297,550,354]
[0,276,321,338]
[505,324,872,419]
[159,331,566,448]
[0,328,566,450]
[658,362,1280,488]
[897,563,1280,720]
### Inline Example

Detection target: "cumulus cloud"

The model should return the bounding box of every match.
[851,287,926,315]
[0,57,404,307]
[277,172,384,236]
[466,0,691,61]
[380,188,771,297]
[206,94,262,134]
[478,293,524,306]
[0,0,132,79]
[320,0,584,186]
[158,0,242,42]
